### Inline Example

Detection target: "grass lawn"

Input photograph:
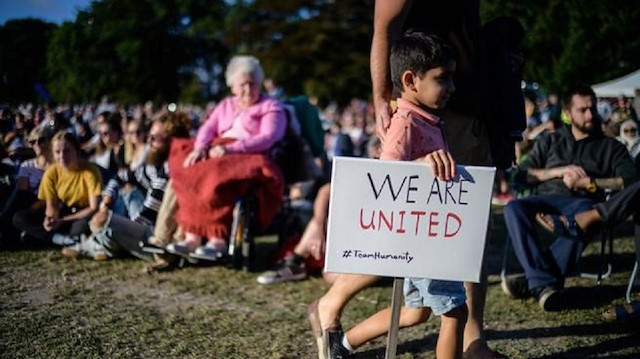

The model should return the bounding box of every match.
[1,206,639,358]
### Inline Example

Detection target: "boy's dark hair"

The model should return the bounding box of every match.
[562,84,596,110]
[390,32,456,92]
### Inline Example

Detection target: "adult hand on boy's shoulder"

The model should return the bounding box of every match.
[421,149,456,181]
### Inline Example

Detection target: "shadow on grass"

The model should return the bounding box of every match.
[354,322,639,359]
[486,321,639,341]
[563,284,633,310]
[354,332,439,358]
[535,332,640,359]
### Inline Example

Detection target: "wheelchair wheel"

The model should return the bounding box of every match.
[228,198,255,271]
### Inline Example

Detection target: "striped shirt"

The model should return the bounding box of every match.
[103,161,169,226]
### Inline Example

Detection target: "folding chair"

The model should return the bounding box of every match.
[626,232,640,303]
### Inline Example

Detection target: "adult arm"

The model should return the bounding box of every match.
[224,105,287,154]
[101,169,130,208]
[59,195,100,222]
[184,102,223,166]
[567,141,639,192]
[371,0,412,139]
[43,198,61,232]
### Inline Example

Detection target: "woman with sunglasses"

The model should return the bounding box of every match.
[123,118,148,171]
[0,127,53,247]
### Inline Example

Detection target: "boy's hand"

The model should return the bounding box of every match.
[423,150,456,181]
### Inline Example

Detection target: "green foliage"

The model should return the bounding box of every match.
[45,0,228,104]
[225,0,374,107]
[481,0,640,95]
[0,19,55,103]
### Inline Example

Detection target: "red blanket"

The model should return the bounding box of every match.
[168,138,284,239]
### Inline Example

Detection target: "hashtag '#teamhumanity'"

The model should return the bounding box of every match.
[344,249,414,264]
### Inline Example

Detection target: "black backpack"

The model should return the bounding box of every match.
[270,107,318,185]
[483,16,527,169]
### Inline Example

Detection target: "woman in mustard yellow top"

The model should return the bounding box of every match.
[13,131,103,246]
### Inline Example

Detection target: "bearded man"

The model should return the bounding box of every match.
[62,112,191,260]
[501,84,638,311]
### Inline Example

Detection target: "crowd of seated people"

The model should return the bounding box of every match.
[4,53,638,329]
[0,55,381,276]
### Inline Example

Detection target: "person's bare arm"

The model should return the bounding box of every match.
[526,165,587,183]
[60,195,100,223]
[371,0,412,139]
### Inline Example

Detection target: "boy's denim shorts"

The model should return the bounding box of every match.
[403,277,466,316]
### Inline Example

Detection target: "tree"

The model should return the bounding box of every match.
[224,0,374,106]
[0,19,56,103]
[481,0,640,95]
[47,0,228,104]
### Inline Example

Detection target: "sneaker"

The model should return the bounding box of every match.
[257,257,307,284]
[52,233,77,246]
[326,329,351,359]
[61,236,109,261]
[166,241,197,257]
[139,240,166,254]
[61,242,83,259]
[534,286,564,312]
[189,243,227,262]
[501,273,531,298]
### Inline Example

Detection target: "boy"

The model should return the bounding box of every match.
[328,32,466,359]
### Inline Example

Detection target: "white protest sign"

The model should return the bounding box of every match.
[325,157,495,283]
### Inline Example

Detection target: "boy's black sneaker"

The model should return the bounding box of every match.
[501,273,531,298]
[326,330,352,359]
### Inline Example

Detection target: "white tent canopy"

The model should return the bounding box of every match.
[592,69,640,98]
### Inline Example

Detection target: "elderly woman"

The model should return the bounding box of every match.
[167,55,286,261]
[13,131,102,249]
[616,120,640,163]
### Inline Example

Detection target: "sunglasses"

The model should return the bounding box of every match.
[149,134,166,142]
[100,131,112,137]
[29,137,48,145]
[623,128,637,134]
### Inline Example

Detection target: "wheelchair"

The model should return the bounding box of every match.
[141,101,326,270]
[227,191,313,271]
[226,105,323,271]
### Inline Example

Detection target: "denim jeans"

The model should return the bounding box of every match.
[112,187,145,221]
[503,195,596,290]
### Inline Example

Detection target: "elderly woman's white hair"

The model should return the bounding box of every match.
[225,55,265,87]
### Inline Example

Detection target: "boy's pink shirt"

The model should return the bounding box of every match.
[380,98,447,161]
[194,95,286,154]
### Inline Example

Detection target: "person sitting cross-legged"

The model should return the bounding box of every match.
[501,84,639,311]
[62,112,191,261]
